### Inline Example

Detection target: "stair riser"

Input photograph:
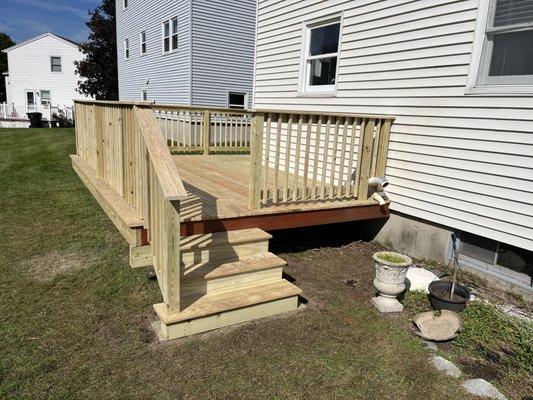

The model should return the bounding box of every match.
[182,267,283,297]
[180,240,269,268]
[158,295,300,340]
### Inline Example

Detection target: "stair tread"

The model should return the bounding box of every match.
[154,280,301,324]
[184,252,286,281]
[181,228,272,252]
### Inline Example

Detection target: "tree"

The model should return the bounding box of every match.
[0,33,16,103]
[75,0,118,100]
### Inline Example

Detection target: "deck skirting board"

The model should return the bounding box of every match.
[71,155,144,247]
[180,203,389,235]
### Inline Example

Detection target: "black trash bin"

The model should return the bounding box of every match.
[26,112,43,128]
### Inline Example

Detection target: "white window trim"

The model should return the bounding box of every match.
[141,89,147,101]
[162,16,178,54]
[140,31,147,55]
[40,90,51,106]
[227,91,248,109]
[124,38,130,60]
[298,13,343,97]
[123,0,128,11]
[466,0,533,95]
[50,56,62,73]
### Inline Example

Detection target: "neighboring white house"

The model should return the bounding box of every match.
[2,32,91,124]
[253,0,533,291]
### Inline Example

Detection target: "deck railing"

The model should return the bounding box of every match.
[153,104,251,154]
[0,103,53,121]
[249,111,393,209]
[74,100,187,315]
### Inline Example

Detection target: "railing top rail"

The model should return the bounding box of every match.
[153,103,251,115]
[135,106,188,201]
[252,108,396,121]
[74,99,152,107]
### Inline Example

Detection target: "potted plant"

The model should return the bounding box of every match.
[372,251,412,313]
[428,234,470,311]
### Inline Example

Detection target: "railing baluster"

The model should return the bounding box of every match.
[273,114,282,203]
[338,117,349,199]
[283,114,293,203]
[346,117,358,197]
[311,116,321,201]
[320,118,331,200]
[262,114,272,205]
[292,115,303,202]
[329,118,340,199]
[302,115,313,202]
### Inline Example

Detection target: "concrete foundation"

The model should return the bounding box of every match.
[374,211,453,263]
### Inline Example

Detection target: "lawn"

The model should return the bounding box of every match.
[0,127,514,399]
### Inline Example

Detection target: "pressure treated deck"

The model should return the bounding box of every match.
[174,154,389,235]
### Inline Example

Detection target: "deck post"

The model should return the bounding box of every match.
[357,118,376,200]
[202,110,210,155]
[249,113,265,210]
[375,118,392,177]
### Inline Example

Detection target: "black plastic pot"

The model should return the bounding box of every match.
[428,281,470,312]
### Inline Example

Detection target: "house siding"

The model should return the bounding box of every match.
[191,0,256,107]
[116,0,191,104]
[253,0,533,252]
[5,34,90,106]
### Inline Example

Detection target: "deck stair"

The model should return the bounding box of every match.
[154,228,302,340]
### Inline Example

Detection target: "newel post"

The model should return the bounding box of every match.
[249,113,265,210]
[202,110,210,155]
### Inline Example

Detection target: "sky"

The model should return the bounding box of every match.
[0,0,101,44]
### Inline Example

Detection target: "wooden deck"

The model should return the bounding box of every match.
[175,154,389,235]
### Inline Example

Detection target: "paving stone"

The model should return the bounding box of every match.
[462,379,507,400]
[430,356,462,378]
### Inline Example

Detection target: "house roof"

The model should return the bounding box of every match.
[2,32,81,53]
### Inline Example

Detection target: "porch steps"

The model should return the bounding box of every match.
[155,228,302,340]
[154,280,302,340]
[180,228,271,268]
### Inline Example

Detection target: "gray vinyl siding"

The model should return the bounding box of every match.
[253,0,533,252]
[116,0,191,104]
[191,0,256,107]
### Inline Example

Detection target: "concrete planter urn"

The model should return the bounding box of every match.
[371,251,412,313]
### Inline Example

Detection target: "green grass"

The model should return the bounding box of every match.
[0,128,478,399]
[403,290,533,399]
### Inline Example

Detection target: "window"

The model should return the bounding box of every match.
[467,0,533,92]
[141,89,147,101]
[50,56,61,72]
[228,92,247,109]
[124,38,130,59]
[162,17,178,53]
[40,90,51,106]
[459,231,532,289]
[26,91,35,105]
[140,31,147,54]
[123,0,128,10]
[300,17,342,94]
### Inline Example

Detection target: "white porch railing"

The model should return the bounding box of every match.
[0,103,53,121]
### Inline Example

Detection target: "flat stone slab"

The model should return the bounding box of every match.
[421,340,438,353]
[462,379,507,400]
[430,356,462,378]
[406,266,439,293]
[371,295,404,313]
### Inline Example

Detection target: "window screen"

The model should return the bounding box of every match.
[51,57,61,72]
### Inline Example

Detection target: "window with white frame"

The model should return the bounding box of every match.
[124,38,130,59]
[228,92,247,109]
[141,89,147,101]
[50,56,62,72]
[469,0,533,90]
[162,17,178,53]
[140,31,147,54]
[301,17,341,93]
[40,90,51,106]
[123,0,128,10]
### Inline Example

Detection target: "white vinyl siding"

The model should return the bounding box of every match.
[116,0,191,104]
[253,0,533,252]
